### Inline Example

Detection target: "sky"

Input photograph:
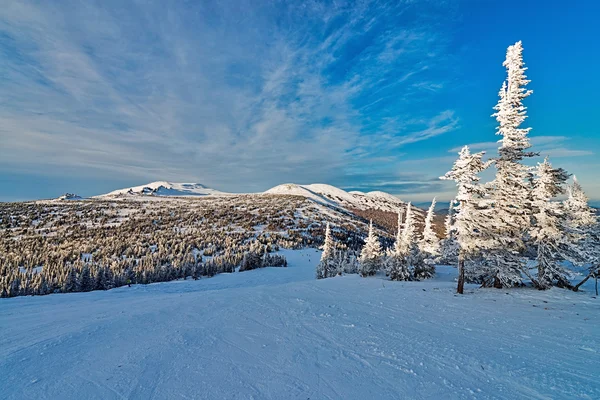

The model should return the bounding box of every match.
[1,0,599,203]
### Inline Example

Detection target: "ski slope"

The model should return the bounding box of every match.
[1,249,599,400]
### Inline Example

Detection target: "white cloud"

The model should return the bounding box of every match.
[448,135,593,158]
[0,0,458,197]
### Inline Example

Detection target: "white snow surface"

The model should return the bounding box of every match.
[1,249,599,400]
[97,181,226,198]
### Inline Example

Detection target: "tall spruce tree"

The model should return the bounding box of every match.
[398,202,416,257]
[439,200,459,265]
[420,198,440,258]
[316,223,337,279]
[485,41,536,288]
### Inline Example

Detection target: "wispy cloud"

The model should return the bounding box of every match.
[0,0,458,196]
[448,135,594,158]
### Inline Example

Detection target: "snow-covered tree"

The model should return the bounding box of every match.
[565,177,600,291]
[317,223,338,279]
[411,241,434,280]
[441,146,491,293]
[485,41,536,287]
[321,223,334,262]
[565,177,598,230]
[530,158,574,289]
[398,202,416,257]
[439,200,459,265]
[420,198,440,258]
[358,220,383,277]
[388,211,410,281]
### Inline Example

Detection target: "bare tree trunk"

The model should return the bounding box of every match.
[573,266,600,292]
[595,274,598,296]
[457,256,465,295]
[522,267,541,289]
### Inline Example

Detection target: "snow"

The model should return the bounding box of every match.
[1,250,598,399]
[264,183,338,207]
[265,183,418,213]
[18,266,43,274]
[96,181,226,198]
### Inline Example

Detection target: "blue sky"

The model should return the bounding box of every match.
[1,0,599,203]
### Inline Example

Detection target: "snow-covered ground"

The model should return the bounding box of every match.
[1,249,599,400]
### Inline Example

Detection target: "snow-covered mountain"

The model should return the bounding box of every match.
[265,183,421,214]
[94,180,421,216]
[97,181,226,198]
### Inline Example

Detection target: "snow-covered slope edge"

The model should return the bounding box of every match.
[96,181,227,198]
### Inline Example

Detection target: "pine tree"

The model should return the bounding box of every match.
[411,241,433,280]
[358,220,383,277]
[486,41,536,288]
[79,264,92,292]
[316,223,338,279]
[565,177,598,229]
[439,200,459,265]
[388,211,410,281]
[398,203,416,257]
[63,266,78,293]
[420,198,440,258]
[565,177,600,291]
[441,146,491,293]
[530,158,574,289]
[321,223,334,262]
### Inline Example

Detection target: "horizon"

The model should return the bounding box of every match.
[1,0,599,203]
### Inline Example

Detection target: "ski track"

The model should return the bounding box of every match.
[1,249,599,400]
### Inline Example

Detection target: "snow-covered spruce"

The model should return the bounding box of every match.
[419,198,440,260]
[530,158,575,289]
[358,220,383,277]
[441,146,491,293]
[316,223,338,279]
[402,202,434,280]
[387,210,410,281]
[439,200,459,265]
[564,177,600,290]
[484,40,536,288]
[398,202,416,257]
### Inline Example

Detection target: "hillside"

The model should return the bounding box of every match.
[265,183,424,215]
[96,181,226,198]
[1,250,598,400]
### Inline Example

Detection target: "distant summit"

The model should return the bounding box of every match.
[96,181,226,198]
[264,183,420,214]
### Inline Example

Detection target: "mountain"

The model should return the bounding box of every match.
[96,181,226,198]
[264,183,419,214]
[93,181,428,233]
